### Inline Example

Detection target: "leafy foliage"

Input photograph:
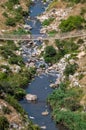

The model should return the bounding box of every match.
[64,63,78,77]
[42,17,55,26]
[44,46,57,63]
[59,16,84,32]
[0,116,9,130]
[48,82,85,130]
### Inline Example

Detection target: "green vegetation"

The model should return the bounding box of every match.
[0,67,36,100]
[42,17,55,26]
[64,63,78,77]
[2,106,11,114]
[27,121,40,130]
[64,0,86,4]
[5,95,26,116]
[59,16,85,32]
[4,0,28,27]
[55,39,79,53]
[48,30,57,36]
[13,28,30,35]
[6,17,16,26]
[44,39,79,63]
[44,45,57,63]
[0,116,9,130]
[48,82,85,130]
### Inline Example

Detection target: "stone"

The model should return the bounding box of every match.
[50,83,59,88]
[42,110,49,116]
[29,62,35,67]
[40,126,46,129]
[25,94,37,101]
[24,25,32,30]
[77,51,86,59]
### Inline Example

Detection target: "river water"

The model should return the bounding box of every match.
[20,0,65,130]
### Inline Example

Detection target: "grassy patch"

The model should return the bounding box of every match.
[42,17,55,26]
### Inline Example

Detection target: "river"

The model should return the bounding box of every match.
[20,0,65,130]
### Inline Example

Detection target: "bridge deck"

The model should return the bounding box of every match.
[0,30,86,41]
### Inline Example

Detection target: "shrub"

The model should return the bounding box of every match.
[0,116,9,130]
[52,110,86,130]
[44,46,57,63]
[55,39,79,54]
[8,55,24,65]
[6,17,16,26]
[13,28,28,35]
[77,39,84,44]
[59,16,84,32]
[42,17,55,26]
[48,30,57,36]
[64,63,78,77]
[5,95,26,115]
[8,0,19,5]
[2,106,11,114]
[64,0,86,4]
[3,12,8,17]
[48,82,84,130]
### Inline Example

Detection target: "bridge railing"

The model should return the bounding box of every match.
[0,30,86,40]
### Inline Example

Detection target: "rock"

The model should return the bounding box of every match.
[25,94,37,101]
[69,59,75,64]
[10,123,19,129]
[50,83,58,88]
[77,51,86,59]
[24,25,32,30]
[40,126,46,129]
[29,62,35,67]
[42,110,49,116]
[29,116,35,119]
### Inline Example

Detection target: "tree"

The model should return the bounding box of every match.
[44,46,57,63]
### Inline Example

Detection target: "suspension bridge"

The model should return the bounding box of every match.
[0,30,86,41]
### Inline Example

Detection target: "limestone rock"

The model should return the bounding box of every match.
[25,94,37,101]
[42,110,49,116]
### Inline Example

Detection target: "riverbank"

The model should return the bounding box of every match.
[37,0,86,130]
[0,0,40,130]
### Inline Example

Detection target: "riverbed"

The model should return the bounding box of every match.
[20,0,65,130]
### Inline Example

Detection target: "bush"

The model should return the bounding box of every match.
[5,95,26,116]
[48,30,57,36]
[8,56,24,65]
[6,17,16,26]
[13,28,29,35]
[42,17,55,26]
[55,39,79,55]
[48,82,84,130]
[59,16,84,32]
[3,12,8,17]
[0,116,9,130]
[52,110,86,130]
[64,63,78,77]
[2,106,11,114]
[44,46,57,63]
[64,0,86,4]
[9,0,19,5]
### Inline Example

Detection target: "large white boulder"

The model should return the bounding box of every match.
[25,94,37,101]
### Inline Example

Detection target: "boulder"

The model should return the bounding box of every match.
[50,83,58,88]
[77,51,86,59]
[25,94,37,101]
[42,110,49,116]
[40,126,46,129]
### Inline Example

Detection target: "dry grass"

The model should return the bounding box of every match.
[0,99,23,125]
[0,0,29,32]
